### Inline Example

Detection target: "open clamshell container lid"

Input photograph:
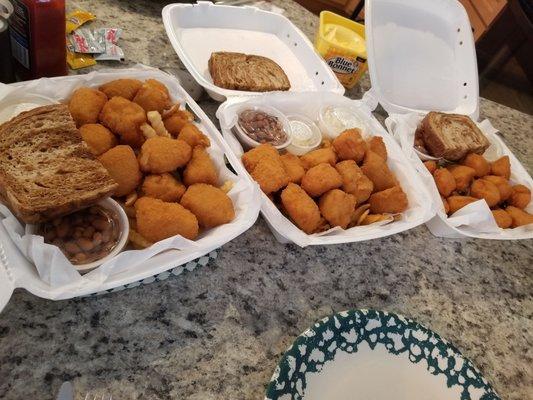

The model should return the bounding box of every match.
[162,1,344,101]
[364,0,479,119]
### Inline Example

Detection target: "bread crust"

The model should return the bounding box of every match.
[208,51,291,92]
[0,104,118,223]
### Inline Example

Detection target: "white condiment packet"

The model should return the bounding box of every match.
[94,28,124,61]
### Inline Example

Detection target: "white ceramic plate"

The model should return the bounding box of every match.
[266,310,499,400]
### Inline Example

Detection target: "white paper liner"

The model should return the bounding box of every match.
[385,112,533,239]
[216,92,435,247]
[0,65,260,294]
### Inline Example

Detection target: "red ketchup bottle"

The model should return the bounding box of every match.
[9,0,67,80]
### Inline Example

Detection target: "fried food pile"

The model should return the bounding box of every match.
[241,128,409,234]
[424,154,533,228]
[68,78,235,247]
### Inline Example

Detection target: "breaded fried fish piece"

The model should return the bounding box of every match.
[79,123,117,156]
[280,153,305,184]
[433,168,456,197]
[335,160,373,204]
[471,179,501,207]
[241,143,279,172]
[367,136,387,161]
[135,196,198,242]
[491,156,511,180]
[99,145,142,197]
[447,195,479,214]
[448,165,476,191]
[183,146,218,186]
[301,163,342,197]
[319,189,356,229]
[332,128,366,163]
[281,183,322,234]
[133,81,171,113]
[139,137,192,173]
[300,147,337,169]
[505,206,533,227]
[99,78,142,100]
[360,151,397,192]
[483,175,513,202]
[369,186,408,214]
[99,96,147,148]
[251,155,289,194]
[491,209,512,229]
[177,123,211,148]
[142,173,186,202]
[164,111,195,137]
[69,87,108,127]
[509,184,531,209]
[181,184,235,228]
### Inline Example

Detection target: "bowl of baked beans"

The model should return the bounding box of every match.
[27,198,129,273]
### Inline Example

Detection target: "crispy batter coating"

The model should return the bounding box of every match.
[369,186,408,214]
[135,196,198,241]
[332,128,367,162]
[433,168,456,197]
[318,189,356,229]
[448,165,476,191]
[301,163,343,197]
[141,173,186,202]
[145,79,170,97]
[99,145,142,197]
[280,153,305,184]
[180,184,235,228]
[483,175,513,202]
[471,179,501,207]
[505,206,533,227]
[183,146,218,186]
[492,209,512,229]
[69,87,108,127]
[250,155,289,194]
[510,184,531,209]
[360,151,397,192]
[424,160,437,174]
[462,153,490,177]
[99,96,147,148]
[139,137,192,173]
[300,147,337,169]
[241,143,279,172]
[177,123,211,148]
[491,156,511,179]
[367,136,387,161]
[133,82,171,113]
[79,123,117,156]
[164,111,195,137]
[281,183,322,234]
[335,160,373,204]
[99,78,142,100]
[447,196,478,214]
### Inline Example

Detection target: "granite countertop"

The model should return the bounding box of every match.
[0,1,532,399]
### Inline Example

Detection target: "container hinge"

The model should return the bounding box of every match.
[361,88,379,112]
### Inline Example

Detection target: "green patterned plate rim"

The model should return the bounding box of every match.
[265,309,499,400]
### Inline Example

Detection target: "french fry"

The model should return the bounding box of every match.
[140,122,157,139]
[128,228,153,249]
[147,110,171,137]
[125,191,138,207]
[220,180,234,194]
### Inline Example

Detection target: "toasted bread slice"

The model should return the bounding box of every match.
[420,112,490,161]
[208,51,291,92]
[0,104,118,223]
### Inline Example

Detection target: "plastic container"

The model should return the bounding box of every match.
[27,198,130,273]
[0,65,261,311]
[162,1,344,101]
[232,105,292,150]
[317,105,370,139]
[315,11,368,89]
[286,114,321,155]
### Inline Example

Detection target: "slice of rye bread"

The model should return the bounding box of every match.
[0,104,118,224]
[420,112,490,161]
[208,51,291,92]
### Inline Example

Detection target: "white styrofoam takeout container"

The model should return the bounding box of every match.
[0,65,261,311]
[217,92,435,246]
[162,1,344,101]
[363,0,532,239]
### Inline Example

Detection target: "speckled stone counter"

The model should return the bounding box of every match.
[0,1,532,400]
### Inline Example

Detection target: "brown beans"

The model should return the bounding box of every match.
[238,110,288,146]
[38,205,120,266]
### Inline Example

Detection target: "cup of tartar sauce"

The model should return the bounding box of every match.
[286,114,322,155]
[318,105,369,139]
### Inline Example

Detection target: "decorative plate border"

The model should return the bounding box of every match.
[85,250,218,297]
[265,309,499,400]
